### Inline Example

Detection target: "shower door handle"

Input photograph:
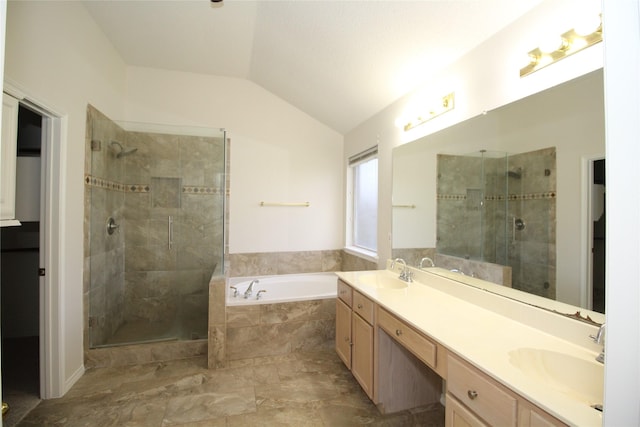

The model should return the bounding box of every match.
[168,216,174,250]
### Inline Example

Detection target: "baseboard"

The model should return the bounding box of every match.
[64,364,85,395]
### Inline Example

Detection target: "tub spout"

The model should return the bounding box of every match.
[256,289,267,300]
[244,279,259,298]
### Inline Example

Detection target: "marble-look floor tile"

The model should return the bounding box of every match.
[227,406,325,427]
[18,350,445,427]
[162,387,256,425]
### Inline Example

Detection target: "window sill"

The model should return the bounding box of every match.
[343,246,379,263]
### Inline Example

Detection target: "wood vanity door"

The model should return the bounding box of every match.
[336,298,352,367]
[351,312,374,399]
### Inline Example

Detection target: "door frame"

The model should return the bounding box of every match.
[3,81,66,398]
[581,154,606,311]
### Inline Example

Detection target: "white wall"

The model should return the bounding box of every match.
[345,0,604,304]
[124,67,344,253]
[602,1,640,424]
[4,0,127,394]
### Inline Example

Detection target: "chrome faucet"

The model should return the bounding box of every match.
[590,323,606,363]
[390,258,412,282]
[419,257,435,268]
[244,279,259,299]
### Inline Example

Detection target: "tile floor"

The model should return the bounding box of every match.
[16,350,445,426]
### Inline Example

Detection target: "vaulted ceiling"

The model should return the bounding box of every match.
[83,0,542,134]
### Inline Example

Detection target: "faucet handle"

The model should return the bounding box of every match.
[230,286,238,297]
[590,323,606,344]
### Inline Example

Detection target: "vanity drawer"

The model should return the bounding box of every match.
[353,291,374,325]
[447,355,517,427]
[337,280,352,307]
[377,307,437,369]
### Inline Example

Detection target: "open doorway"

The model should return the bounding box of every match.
[1,103,43,424]
[591,158,606,313]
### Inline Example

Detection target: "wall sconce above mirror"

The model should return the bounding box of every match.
[400,92,455,132]
[520,15,602,78]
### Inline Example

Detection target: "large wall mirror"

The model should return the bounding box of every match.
[392,69,605,316]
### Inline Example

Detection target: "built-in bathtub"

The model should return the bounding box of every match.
[226,273,338,361]
[227,272,338,305]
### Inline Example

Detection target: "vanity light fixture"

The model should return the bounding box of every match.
[403,92,455,132]
[520,15,602,78]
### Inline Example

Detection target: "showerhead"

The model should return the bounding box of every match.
[507,169,522,179]
[110,140,138,158]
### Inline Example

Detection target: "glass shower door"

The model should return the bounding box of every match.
[87,111,225,347]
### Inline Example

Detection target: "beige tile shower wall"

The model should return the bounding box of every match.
[121,131,224,329]
[226,299,336,362]
[506,147,557,299]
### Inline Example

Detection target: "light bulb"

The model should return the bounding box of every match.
[574,14,601,36]
[539,35,568,54]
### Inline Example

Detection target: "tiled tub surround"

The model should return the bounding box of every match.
[226,299,336,361]
[84,105,225,354]
[437,147,556,298]
[391,248,512,286]
[433,253,512,286]
[225,273,337,363]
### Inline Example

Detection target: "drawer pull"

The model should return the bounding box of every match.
[395,329,403,336]
[357,303,363,309]
[467,390,478,400]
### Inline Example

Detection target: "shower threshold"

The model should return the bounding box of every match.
[92,336,180,349]
[92,318,208,348]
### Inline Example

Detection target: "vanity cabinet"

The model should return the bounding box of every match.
[446,354,566,427]
[336,279,375,399]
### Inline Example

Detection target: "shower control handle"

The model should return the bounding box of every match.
[106,217,119,235]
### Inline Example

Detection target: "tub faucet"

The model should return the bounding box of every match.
[391,258,412,282]
[419,257,435,268]
[590,323,606,363]
[244,279,259,299]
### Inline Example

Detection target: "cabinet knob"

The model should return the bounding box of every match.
[395,329,403,336]
[357,304,363,309]
[467,390,478,400]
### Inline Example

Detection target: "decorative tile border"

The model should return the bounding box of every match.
[437,194,467,201]
[85,174,223,195]
[438,192,556,201]
[183,186,223,195]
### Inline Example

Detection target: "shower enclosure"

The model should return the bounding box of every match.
[436,147,556,298]
[86,107,225,347]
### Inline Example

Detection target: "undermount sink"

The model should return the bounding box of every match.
[508,347,604,406]
[358,272,408,290]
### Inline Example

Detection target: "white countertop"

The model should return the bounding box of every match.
[336,268,603,427]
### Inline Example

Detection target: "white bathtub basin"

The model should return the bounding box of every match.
[508,347,604,406]
[358,271,408,290]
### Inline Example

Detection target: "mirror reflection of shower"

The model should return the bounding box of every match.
[110,140,138,158]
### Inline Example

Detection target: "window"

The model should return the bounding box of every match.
[347,146,378,255]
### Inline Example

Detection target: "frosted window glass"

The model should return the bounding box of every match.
[354,157,378,251]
